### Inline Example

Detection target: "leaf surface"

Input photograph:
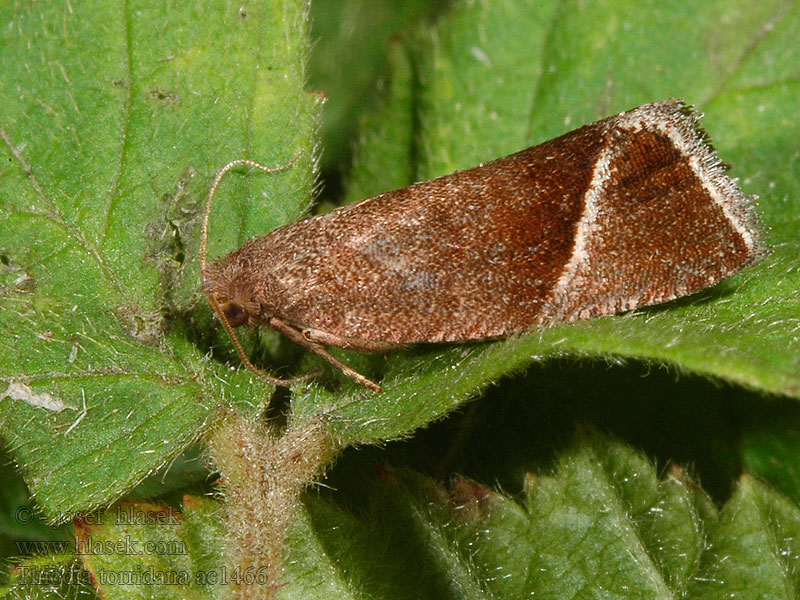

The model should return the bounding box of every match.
[10,435,798,599]
[0,0,320,518]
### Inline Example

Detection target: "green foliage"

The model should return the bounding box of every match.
[7,434,799,599]
[308,0,447,173]
[0,0,320,518]
[1,0,799,597]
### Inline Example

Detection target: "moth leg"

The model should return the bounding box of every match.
[267,317,383,393]
[302,328,403,353]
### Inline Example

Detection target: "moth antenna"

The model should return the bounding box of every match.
[208,294,312,388]
[200,155,301,276]
[201,154,304,388]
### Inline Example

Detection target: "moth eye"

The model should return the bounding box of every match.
[222,302,248,327]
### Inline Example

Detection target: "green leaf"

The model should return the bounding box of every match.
[689,475,800,598]
[10,434,797,599]
[0,552,97,599]
[0,0,320,519]
[0,445,71,564]
[292,0,800,446]
[308,0,447,172]
[341,40,417,204]
[279,433,800,598]
[75,498,225,600]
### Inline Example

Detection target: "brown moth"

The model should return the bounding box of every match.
[200,100,763,392]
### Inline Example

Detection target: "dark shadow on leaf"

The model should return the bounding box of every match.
[323,357,795,508]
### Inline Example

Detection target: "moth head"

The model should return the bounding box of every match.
[202,258,261,328]
[197,156,313,389]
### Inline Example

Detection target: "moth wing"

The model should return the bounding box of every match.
[263,101,759,344]
[263,126,603,343]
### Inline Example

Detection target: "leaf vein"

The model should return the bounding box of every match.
[705,0,798,103]
[99,0,134,247]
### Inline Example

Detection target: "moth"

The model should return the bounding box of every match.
[200,100,762,392]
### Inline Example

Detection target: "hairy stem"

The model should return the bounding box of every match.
[208,408,339,599]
